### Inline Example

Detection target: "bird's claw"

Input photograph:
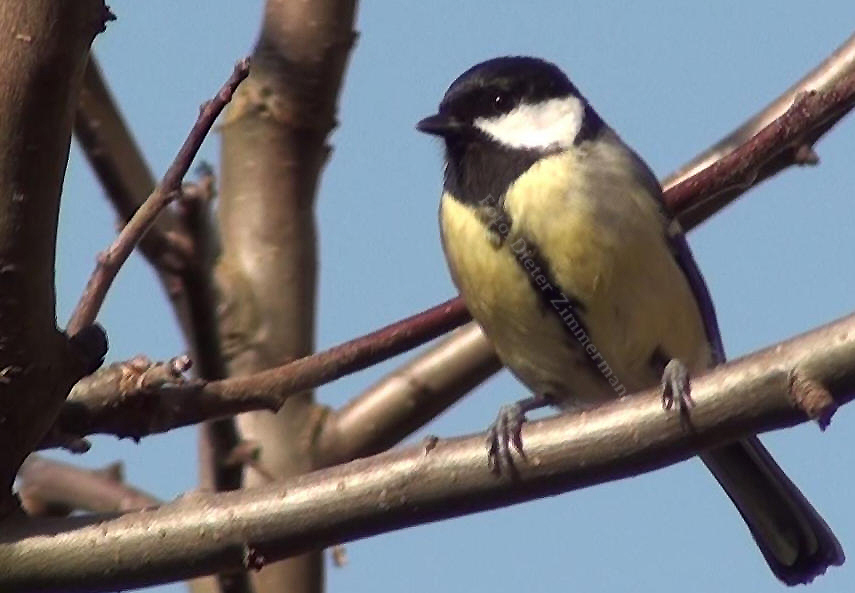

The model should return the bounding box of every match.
[661,358,693,414]
[487,402,528,474]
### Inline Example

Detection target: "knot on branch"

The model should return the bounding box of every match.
[242,544,266,571]
[118,354,192,393]
[789,372,837,430]
[48,355,194,445]
[96,5,117,33]
[793,144,820,166]
[67,323,108,376]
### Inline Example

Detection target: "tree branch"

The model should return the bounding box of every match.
[74,57,181,272]
[76,57,227,375]
[215,4,359,591]
[316,323,500,465]
[17,456,236,593]
[664,32,855,229]
[66,63,249,589]
[66,58,250,337]
[18,456,158,515]
[4,309,855,591]
[666,62,855,227]
[0,0,111,515]
[46,298,469,445]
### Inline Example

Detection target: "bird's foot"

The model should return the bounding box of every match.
[487,395,550,475]
[660,358,693,414]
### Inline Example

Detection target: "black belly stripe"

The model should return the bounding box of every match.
[458,196,608,381]
[504,228,604,377]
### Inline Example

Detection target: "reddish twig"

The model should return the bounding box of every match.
[47,297,470,444]
[74,57,179,270]
[665,70,855,227]
[663,33,855,222]
[66,58,250,336]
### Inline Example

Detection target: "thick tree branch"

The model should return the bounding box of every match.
[0,0,111,515]
[4,310,855,592]
[216,0,356,593]
[17,456,233,593]
[67,59,250,337]
[216,3,359,591]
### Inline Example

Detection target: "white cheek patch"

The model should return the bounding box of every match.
[474,96,585,150]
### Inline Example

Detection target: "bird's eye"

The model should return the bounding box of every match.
[492,93,511,113]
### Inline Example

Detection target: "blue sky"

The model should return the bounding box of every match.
[51,2,855,592]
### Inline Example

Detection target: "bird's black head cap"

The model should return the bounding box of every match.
[438,56,581,122]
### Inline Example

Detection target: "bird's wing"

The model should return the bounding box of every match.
[618,136,726,365]
[664,218,726,365]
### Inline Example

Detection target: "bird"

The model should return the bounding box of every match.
[416,56,843,585]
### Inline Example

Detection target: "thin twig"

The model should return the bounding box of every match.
[66,58,250,337]
[74,57,178,269]
[46,298,470,445]
[7,308,855,591]
[76,61,240,544]
[663,33,855,207]
[666,69,855,225]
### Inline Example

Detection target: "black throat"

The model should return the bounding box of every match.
[442,136,541,208]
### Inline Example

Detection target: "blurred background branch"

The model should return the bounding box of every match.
[215,1,358,592]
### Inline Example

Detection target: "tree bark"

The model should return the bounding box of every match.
[0,1,109,515]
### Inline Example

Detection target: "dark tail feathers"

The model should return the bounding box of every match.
[701,436,843,585]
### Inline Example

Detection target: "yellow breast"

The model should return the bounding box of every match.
[439,149,711,405]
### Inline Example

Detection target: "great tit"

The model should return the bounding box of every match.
[417,56,842,585]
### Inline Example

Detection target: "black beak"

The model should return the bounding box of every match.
[416,113,464,137]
